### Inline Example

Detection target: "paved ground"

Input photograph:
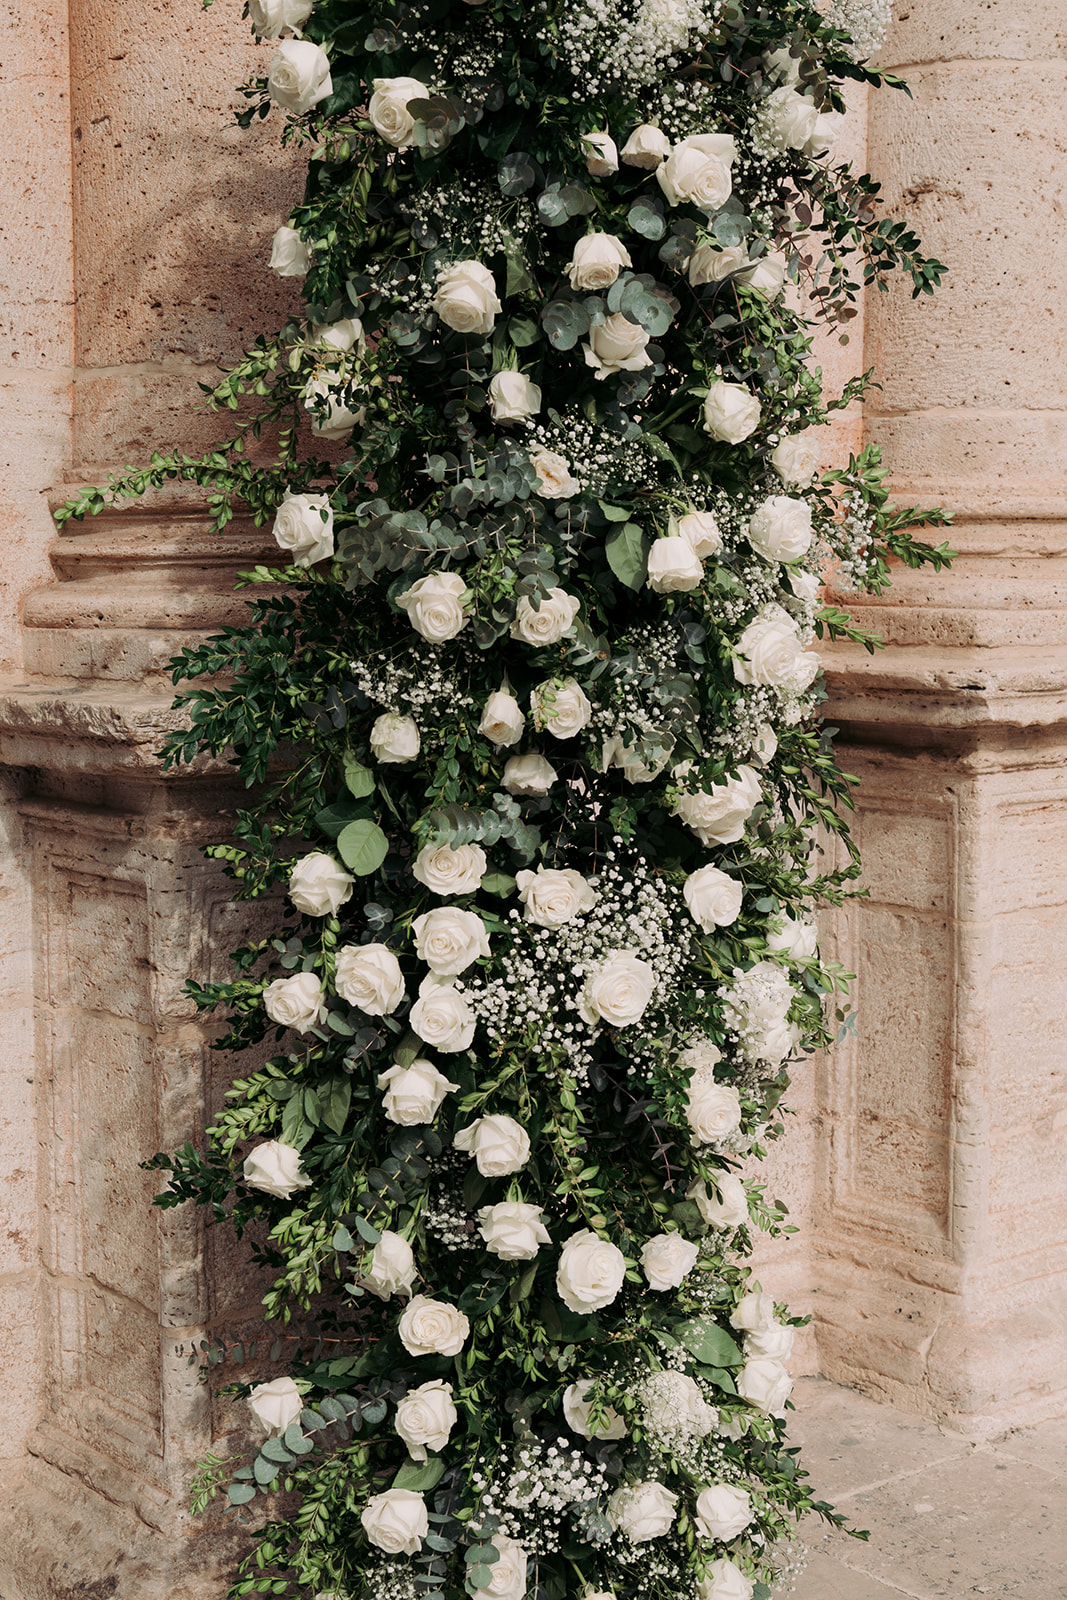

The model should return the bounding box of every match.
[786,1378,1067,1599]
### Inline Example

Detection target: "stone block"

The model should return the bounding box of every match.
[880,1,1067,69]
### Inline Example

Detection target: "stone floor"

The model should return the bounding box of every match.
[786,1378,1067,1599]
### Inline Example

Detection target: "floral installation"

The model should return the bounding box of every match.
[59,0,953,1596]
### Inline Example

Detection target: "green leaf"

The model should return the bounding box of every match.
[468,1567,495,1590]
[253,1454,282,1485]
[393,1456,446,1492]
[280,1092,313,1151]
[332,1224,354,1252]
[509,1261,538,1304]
[598,500,632,523]
[320,1076,352,1135]
[343,753,376,799]
[463,1166,488,1210]
[354,1214,382,1244]
[479,871,517,897]
[674,1317,743,1367]
[283,1423,315,1455]
[538,1297,563,1342]
[605,521,649,591]
[314,798,368,838]
[227,1482,257,1506]
[696,1364,738,1394]
[337,819,389,875]
[508,316,540,349]
[260,1437,295,1465]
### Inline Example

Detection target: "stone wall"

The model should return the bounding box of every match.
[1,2,1065,1595]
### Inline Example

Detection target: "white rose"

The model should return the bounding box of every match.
[478,1201,551,1260]
[804,109,846,158]
[562,1380,627,1441]
[272,491,334,567]
[566,233,632,291]
[787,566,821,606]
[378,1059,460,1125]
[356,1230,416,1300]
[502,753,558,796]
[269,224,312,276]
[641,1370,717,1438]
[640,1232,700,1290]
[267,40,332,114]
[647,535,703,594]
[736,1356,793,1414]
[764,46,802,87]
[767,915,818,961]
[478,690,526,748]
[729,1292,776,1333]
[433,260,502,335]
[745,250,788,296]
[398,1294,470,1358]
[397,570,470,643]
[368,76,429,147]
[394,1380,457,1461]
[531,678,592,739]
[608,1481,678,1542]
[688,1173,749,1228]
[310,315,362,352]
[723,961,799,1065]
[556,1230,627,1313]
[734,605,819,693]
[488,371,542,424]
[583,131,619,176]
[454,1114,531,1176]
[510,588,581,645]
[370,712,420,763]
[620,125,671,168]
[684,865,743,931]
[412,907,490,976]
[334,943,405,1016]
[263,972,328,1032]
[687,1079,742,1146]
[515,866,597,929]
[302,376,363,439]
[657,134,736,212]
[248,1376,304,1433]
[672,764,762,846]
[687,242,746,286]
[249,0,314,39]
[601,731,673,784]
[748,494,812,562]
[695,1484,753,1543]
[751,723,777,764]
[583,313,652,380]
[771,433,821,488]
[530,448,581,498]
[580,951,655,1028]
[762,86,820,153]
[681,1038,723,1076]
[703,380,761,444]
[361,1488,428,1556]
[412,841,487,896]
[409,975,476,1053]
[243,1140,312,1200]
[470,1535,527,1600]
[746,1320,796,1361]
[288,852,355,916]
[677,510,722,558]
[697,1559,755,1600]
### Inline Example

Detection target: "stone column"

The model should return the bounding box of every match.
[0,2,305,1592]
[813,0,1067,1434]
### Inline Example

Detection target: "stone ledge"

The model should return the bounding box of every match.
[822,641,1067,733]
